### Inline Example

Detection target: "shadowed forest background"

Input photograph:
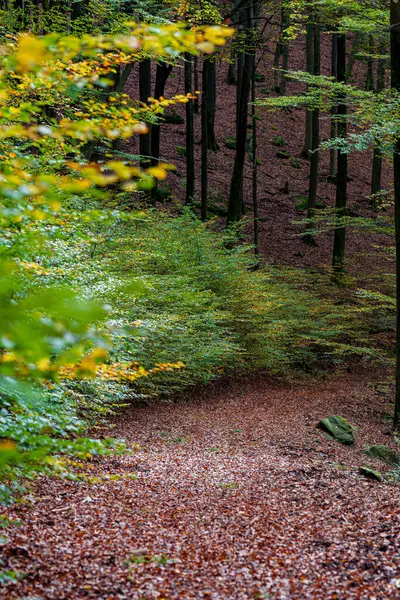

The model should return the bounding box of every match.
[0,1,400,598]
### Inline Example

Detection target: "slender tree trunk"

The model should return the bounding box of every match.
[391,0,400,428]
[227,53,252,222]
[150,62,173,204]
[227,56,237,85]
[305,22,320,241]
[201,58,208,221]
[365,35,375,91]
[371,50,386,199]
[139,59,152,166]
[251,64,259,257]
[332,33,348,279]
[184,54,195,204]
[303,21,314,159]
[346,31,361,81]
[204,58,219,151]
[227,3,257,224]
[227,0,240,85]
[329,32,338,179]
[115,63,135,93]
[280,9,290,96]
[193,55,199,113]
[273,7,290,94]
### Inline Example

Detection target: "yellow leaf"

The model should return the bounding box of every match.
[15,35,50,73]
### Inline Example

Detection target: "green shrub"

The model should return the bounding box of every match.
[58,209,382,398]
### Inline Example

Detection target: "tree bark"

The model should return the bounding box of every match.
[329,32,338,178]
[332,33,348,279]
[303,21,314,159]
[251,64,259,257]
[391,0,400,428]
[184,54,195,204]
[150,61,173,205]
[371,49,386,199]
[305,22,320,241]
[139,58,152,167]
[345,31,362,81]
[365,35,375,91]
[201,58,208,221]
[280,9,290,96]
[273,7,290,94]
[193,55,199,113]
[204,58,219,151]
[227,5,255,223]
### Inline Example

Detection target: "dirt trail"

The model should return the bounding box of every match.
[2,374,400,600]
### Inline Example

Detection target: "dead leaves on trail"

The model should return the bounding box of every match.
[1,375,400,600]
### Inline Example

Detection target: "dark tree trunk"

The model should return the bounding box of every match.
[365,35,375,91]
[204,59,219,151]
[391,0,400,428]
[273,7,290,94]
[184,54,195,204]
[193,55,199,113]
[227,6,255,224]
[251,66,259,257]
[139,58,152,166]
[115,63,135,93]
[280,9,290,96]
[227,53,252,222]
[332,33,348,279]
[305,22,320,241]
[345,31,361,81]
[227,58,237,85]
[150,62,173,204]
[201,58,208,221]
[303,21,314,159]
[329,32,338,178]
[227,0,240,85]
[371,49,386,199]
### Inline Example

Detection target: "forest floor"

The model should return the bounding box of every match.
[2,372,400,600]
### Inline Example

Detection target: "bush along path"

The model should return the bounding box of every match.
[1,374,400,600]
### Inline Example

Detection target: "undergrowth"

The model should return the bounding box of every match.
[56,205,389,398]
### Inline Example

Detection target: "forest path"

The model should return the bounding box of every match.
[3,374,400,600]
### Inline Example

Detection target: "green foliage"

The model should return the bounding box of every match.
[49,208,388,401]
[271,135,286,147]
[0,22,232,503]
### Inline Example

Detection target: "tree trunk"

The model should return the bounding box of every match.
[274,7,290,94]
[201,58,208,221]
[227,5,256,224]
[139,59,152,166]
[114,63,135,94]
[227,56,252,222]
[332,33,347,279]
[329,32,338,178]
[303,21,314,159]
[280,9,290,96]
[391,0,400,428]
[204,58,219,151]
[345,31,361,81]
[251,65,259,257]
[305,22,320,241]
[193,55,199,113]
[184,54,195,204]
[150,62,173,205]
[370,49,386,199]
[365,35,375,91]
